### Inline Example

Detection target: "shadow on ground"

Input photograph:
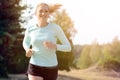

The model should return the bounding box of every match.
[0,74,84,80]
[58,74,84,80]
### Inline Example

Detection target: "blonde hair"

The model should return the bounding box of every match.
[35,3,62,14]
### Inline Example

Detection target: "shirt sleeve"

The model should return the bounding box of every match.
[22,27,31,52]
[55,25,71,52]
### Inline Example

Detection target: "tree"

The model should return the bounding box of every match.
[0,0,26,77]
[50,9,76,71]
[89,42,102,64]
[77,45,92,69]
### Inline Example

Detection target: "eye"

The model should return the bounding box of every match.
[39,10,43,13]
[39,10,49,13]
[45,10,49,13]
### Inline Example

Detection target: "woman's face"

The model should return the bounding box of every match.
[36,5,49,20]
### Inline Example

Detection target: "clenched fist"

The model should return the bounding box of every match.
[26,49,33,57]
[43,41,57,49]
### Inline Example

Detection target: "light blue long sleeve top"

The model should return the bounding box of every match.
[23,23,71,67]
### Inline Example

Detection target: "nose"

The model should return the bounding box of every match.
[41,12,45,15]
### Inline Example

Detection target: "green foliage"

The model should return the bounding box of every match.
[110,37,120,61]
[75,37,120,70]
[51,9,76,38]
[98,45,115,67]
[72,45,83,68]
[0,0,27,75]
[98,37,120,70]
[56,51,74,71]
[7,39,29,73]
[89,43,102,64]
[0,55,8,78]
[76,43,102,69]
[77,45,92,69]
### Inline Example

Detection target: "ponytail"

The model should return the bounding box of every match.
[48,3,62,14]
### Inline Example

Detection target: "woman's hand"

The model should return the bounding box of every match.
[26,49,33,57]
[43,41,57,49]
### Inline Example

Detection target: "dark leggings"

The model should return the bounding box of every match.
[26,63,58,80]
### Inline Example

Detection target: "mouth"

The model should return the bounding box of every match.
[39,15,46,17]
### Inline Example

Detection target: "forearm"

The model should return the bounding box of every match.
[56,44,71,52]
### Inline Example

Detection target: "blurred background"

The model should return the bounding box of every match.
[0,0,120,80]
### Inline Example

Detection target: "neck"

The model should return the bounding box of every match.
[37,19,48,27]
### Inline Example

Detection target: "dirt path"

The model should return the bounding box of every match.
[58,69,120,80]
